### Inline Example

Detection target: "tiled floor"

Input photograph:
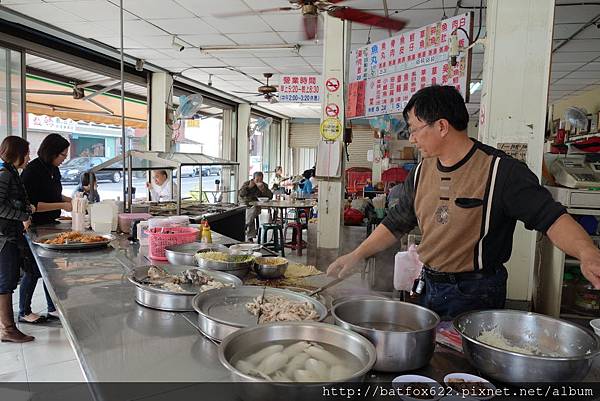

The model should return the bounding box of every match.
[0,284,84,383]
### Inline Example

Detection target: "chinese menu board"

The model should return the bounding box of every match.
[278,75,322,103]
[348,12,473,118]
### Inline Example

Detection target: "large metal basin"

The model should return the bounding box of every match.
[454,310,600,382]
[218,321,376,400]
[332,299,439,372]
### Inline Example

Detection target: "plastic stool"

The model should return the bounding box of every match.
[258,223,285,257]
[284,222,307,256]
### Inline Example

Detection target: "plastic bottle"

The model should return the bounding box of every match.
[200,220,212,243]
[393,244,423,291]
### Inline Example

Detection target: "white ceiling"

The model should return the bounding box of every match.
[4,0,600,118]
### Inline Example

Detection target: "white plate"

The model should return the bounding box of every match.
[392,375,442,401]
[443,372,496,400]
[257,197,270,202]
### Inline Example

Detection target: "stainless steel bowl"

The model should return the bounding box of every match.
[332,299,439,372]
[454,310,600,382]
[253,257,288,279]
[218,321,376,388]
[195,251,254,279]
[165,243,228,265]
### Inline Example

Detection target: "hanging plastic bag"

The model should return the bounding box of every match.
[393,244,423,291]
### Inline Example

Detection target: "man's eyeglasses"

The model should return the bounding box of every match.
[405,120,438,136]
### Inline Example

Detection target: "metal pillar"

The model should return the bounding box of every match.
[315,14,350,262]
[236,103,251,187]
[478,0,555,301]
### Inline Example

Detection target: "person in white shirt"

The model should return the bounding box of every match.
[146,170,178,201]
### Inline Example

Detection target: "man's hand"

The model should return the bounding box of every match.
[327,251,363,278]
[62,201,73,212]
[146,181,152,189]
[256,181,265,189]
[580,248,600,288]
[248,179,256,188]
[29,205,36,214]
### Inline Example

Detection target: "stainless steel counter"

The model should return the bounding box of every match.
[27,223,231,382]
[27,224,600,388]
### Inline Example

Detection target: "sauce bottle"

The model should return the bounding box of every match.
[200,219,212,243]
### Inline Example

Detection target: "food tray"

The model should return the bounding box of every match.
[128,265,242,312]
[192,286,327,341]
[32,232,114,250]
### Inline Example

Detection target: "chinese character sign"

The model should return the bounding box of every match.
[278,75,322,103]
[349,12,472,118]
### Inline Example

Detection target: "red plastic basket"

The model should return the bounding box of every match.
[147,226,199,260]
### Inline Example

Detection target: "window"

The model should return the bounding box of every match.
[0,47,23,138]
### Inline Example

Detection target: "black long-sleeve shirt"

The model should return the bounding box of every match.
[21,158,64,225]
[381,140,566,273]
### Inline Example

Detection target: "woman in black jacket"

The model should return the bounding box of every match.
[19,133,72,323]
[0,136,35,342]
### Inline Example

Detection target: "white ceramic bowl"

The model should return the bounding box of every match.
[392,375,442,401]
[257,197,270,202]
[443,373,496,400]
[590,319,600,336]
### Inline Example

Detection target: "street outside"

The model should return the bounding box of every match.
[62,175,225,202]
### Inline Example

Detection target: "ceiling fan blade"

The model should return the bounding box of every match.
[302,13,319,40]
[26,89,73,96]
[328,7,408,31]
[232,91,262,95]
[214,7,294,18]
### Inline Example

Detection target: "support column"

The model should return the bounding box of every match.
[150,72,173,152]
[315,14,351,266]
[478,0,555,302]
[237,103,251,188]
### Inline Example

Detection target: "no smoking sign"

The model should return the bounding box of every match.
[325,103,340,117]
[325,77,340,92]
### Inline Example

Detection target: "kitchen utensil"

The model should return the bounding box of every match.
[454,309,600,382]
[165,243,228,265]
[308,276,346,297]
[332,299,439,372]
[218,322,376,388]
[192,286,327,341]
[127,265,242,312]
[252,257,288,279]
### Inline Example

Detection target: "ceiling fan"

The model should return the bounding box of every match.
[26,79,121,115]
[215,1,409,40]
[233,73,279,104]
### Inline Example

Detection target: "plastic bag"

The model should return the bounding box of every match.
[393,244,423,291]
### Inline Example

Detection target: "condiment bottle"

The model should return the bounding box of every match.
[200,220,212,243]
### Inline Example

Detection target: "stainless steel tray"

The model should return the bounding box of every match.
[192,286,327,341]
[128,265,243,312]
[165,243,228,265]
[32,232,114,250]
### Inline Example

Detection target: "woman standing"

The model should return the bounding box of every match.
[19,134,72,323]
[0,136,35,342]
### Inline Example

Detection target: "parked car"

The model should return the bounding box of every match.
[200,166,221,176]
[59,157,122,184]
[172,166,198,177]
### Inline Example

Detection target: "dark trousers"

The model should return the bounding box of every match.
[418,266,508,321]
[19,261,55,316]
[0,242,20,294]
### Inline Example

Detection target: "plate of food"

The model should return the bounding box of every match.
[33,231,114,250]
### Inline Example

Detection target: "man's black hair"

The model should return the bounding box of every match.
[403,85,469,131]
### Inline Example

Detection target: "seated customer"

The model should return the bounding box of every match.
[72,172,100,203]
[298,169,313,196]
[146,170,178,201]
[239,172,272,241]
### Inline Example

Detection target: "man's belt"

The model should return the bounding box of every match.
[423,266,497,284]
